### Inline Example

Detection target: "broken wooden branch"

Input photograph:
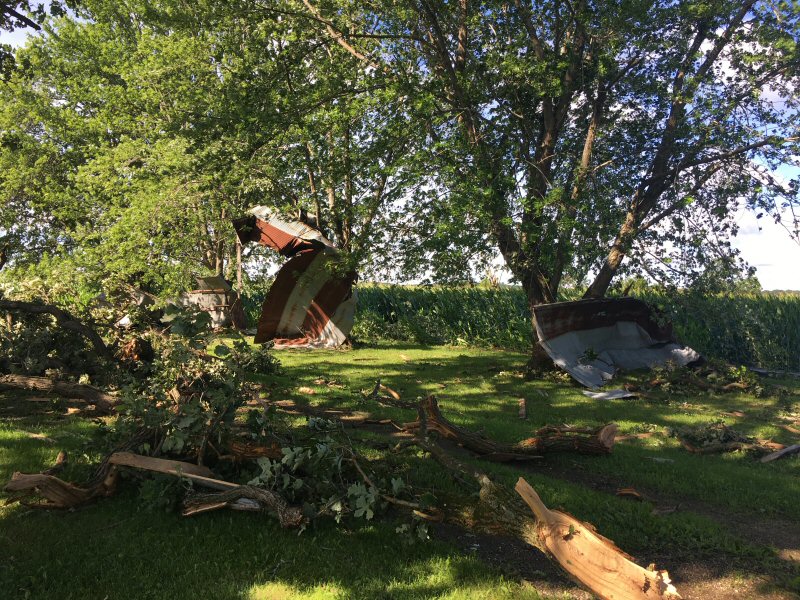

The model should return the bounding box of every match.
[4,453,119,509]
[515,478,680,599]
[182,486,305,526]
[760,444,800,463]
[105,452,304,526]
[680,439,780,455]
[349,455,443,522]
[403,396,616,461]
[0,374,118,414]
[0,299,114,360]
[400,436,678,599]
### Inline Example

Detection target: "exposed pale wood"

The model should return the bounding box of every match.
[760,444,800,463]
[400,437,677,599]
[404,396,616,460]
[107,452,216,478]
[515,478,680,600]
[0,374,117,414]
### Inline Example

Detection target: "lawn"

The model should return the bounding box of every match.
[2,341,799,599]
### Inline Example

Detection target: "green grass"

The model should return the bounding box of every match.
[2,342,800,599]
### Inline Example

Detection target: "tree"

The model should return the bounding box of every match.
[0,0,423,300]
[289,0,798,301]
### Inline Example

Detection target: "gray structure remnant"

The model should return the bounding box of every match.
[533,298,701,389]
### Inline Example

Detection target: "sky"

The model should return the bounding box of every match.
[2,25,799,290]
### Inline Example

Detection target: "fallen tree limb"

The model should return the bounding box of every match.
[760,444,800,463]
[515,478,680,599]
[182,486,305,526]
[105,452,304,526]
[0,299,114,360]
[4,458,118,509]
[679,437,783,455]
[403,396,616,460]
[0,374,118,414]
[400,437,678,599]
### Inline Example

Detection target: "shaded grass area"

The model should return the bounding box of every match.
[274,343,800,521]
[0,393,549,600]
[2,342,800,598]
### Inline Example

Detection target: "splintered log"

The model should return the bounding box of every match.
[404,438,678,600]
[403,396,616,460]
[0,374,118,414]
[515,478,680,599]
[0,299,113,360]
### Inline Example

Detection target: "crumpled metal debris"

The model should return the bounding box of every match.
[533,298,701,389]
[233,207,356,348]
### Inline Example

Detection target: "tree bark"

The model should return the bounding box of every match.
[0,374,118,414]
[403,396,616,460]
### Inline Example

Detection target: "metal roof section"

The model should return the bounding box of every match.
[232,208,356,348]
[533,298,701,389]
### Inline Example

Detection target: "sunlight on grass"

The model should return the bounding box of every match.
[248,582,345,600]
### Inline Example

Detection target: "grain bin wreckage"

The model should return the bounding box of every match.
[233,207,699,387]
[233,207,357,348]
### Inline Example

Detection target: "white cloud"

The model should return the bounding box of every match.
[733,207,800,290]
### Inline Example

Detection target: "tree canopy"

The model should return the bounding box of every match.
[0,0,798,305]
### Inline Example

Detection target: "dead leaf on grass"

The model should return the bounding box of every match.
[297,386,316,395]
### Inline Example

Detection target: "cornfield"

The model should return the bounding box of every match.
[245,284,800,371]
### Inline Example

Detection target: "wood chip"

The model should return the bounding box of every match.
[616,487,644,501]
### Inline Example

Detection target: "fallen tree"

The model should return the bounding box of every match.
[0,374,118,414]
[0,299,114,361]
[403,395,617,460]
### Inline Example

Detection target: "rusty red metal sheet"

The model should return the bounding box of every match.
[233,207,356,348]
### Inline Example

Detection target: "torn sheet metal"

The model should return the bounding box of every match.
[233,206,356,348]
[533,298,701,389]
[180,277,242,328]
[582,389,639,400]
